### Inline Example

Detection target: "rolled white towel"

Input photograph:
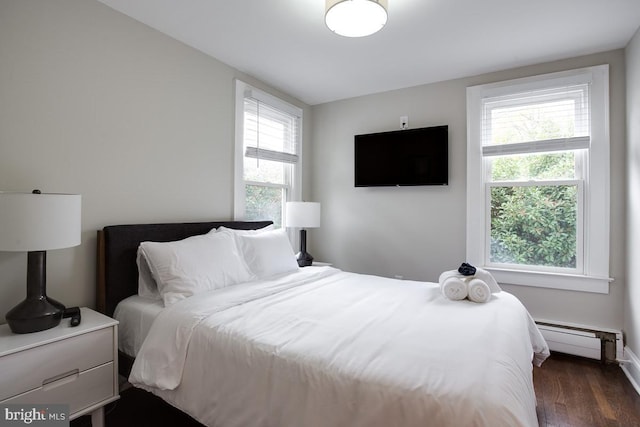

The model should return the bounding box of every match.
[441,276,468,301]
[473,268,501,293]
[467,278,491,303]
[438,269,459,284]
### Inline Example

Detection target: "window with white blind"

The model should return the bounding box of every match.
[466,65,611,293]
[234,81,302,228]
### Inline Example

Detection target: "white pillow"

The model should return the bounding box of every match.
[135,226,273,300]
[236,228,299,279]
[216,224,274,235]
[139,230,254,306]
[136,247,161,300]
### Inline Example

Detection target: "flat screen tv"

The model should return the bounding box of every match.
[354,125,448,187]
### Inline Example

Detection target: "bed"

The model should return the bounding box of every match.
[96,220,549,427]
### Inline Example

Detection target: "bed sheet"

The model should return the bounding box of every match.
[113,295,164,357]
[129,266,549,427]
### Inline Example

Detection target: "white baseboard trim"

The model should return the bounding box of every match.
[620,346,640,396]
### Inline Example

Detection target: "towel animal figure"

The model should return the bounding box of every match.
[438,264,501,303]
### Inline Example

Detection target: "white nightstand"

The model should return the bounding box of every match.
[0,308,119,427]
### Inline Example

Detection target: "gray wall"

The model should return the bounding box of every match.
[310,50,627,330]
[0,0,311,319]
[626,27,640,355]
[0,0,631,335]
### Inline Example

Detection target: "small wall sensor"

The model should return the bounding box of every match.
[400,116,409,130]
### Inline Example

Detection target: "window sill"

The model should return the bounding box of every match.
[485,267,612,294]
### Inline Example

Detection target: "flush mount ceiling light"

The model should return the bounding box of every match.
[325,0,388,38]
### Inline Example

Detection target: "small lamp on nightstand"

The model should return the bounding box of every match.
[285,201,321,267]
[0,190,81,334]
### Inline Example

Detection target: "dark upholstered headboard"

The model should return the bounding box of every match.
[96,220,273,317]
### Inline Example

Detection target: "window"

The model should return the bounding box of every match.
[234,81,302,228]
[466,65,611,293]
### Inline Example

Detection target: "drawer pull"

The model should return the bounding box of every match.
[42,369,80,391]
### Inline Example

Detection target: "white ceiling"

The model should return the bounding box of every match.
[97,0,640,105]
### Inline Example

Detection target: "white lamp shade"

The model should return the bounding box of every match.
[286,202,321,228]
[0,192,82,252]
[325,0,388,37]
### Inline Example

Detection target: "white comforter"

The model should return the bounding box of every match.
[129,267,549,427]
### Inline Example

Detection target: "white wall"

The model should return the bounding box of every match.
[625,27,640,355]
[310,50,627,330]
[0,0,311,320]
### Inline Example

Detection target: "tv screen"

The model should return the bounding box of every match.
[354,125,448,187]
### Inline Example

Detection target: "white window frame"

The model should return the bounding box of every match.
[234,80,302,228]
[466,65,612,293]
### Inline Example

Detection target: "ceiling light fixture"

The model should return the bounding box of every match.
[325,0,388,38]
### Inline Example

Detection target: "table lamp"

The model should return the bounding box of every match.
[0,190,81,333]
[285,202,321,267]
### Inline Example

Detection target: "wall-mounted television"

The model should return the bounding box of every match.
[354,125,448,187]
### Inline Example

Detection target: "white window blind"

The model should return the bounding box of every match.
[481,83,590,157]
[243,96,300,165]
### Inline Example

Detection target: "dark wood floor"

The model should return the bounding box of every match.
[534,353,640,426]
[72,353,640,427]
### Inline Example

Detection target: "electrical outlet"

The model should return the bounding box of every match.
[400,116,408,129]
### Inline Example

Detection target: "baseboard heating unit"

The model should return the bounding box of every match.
[535,319,623,363]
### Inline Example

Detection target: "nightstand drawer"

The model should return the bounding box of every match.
[1,362,114,415]
[0,328,113,401]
